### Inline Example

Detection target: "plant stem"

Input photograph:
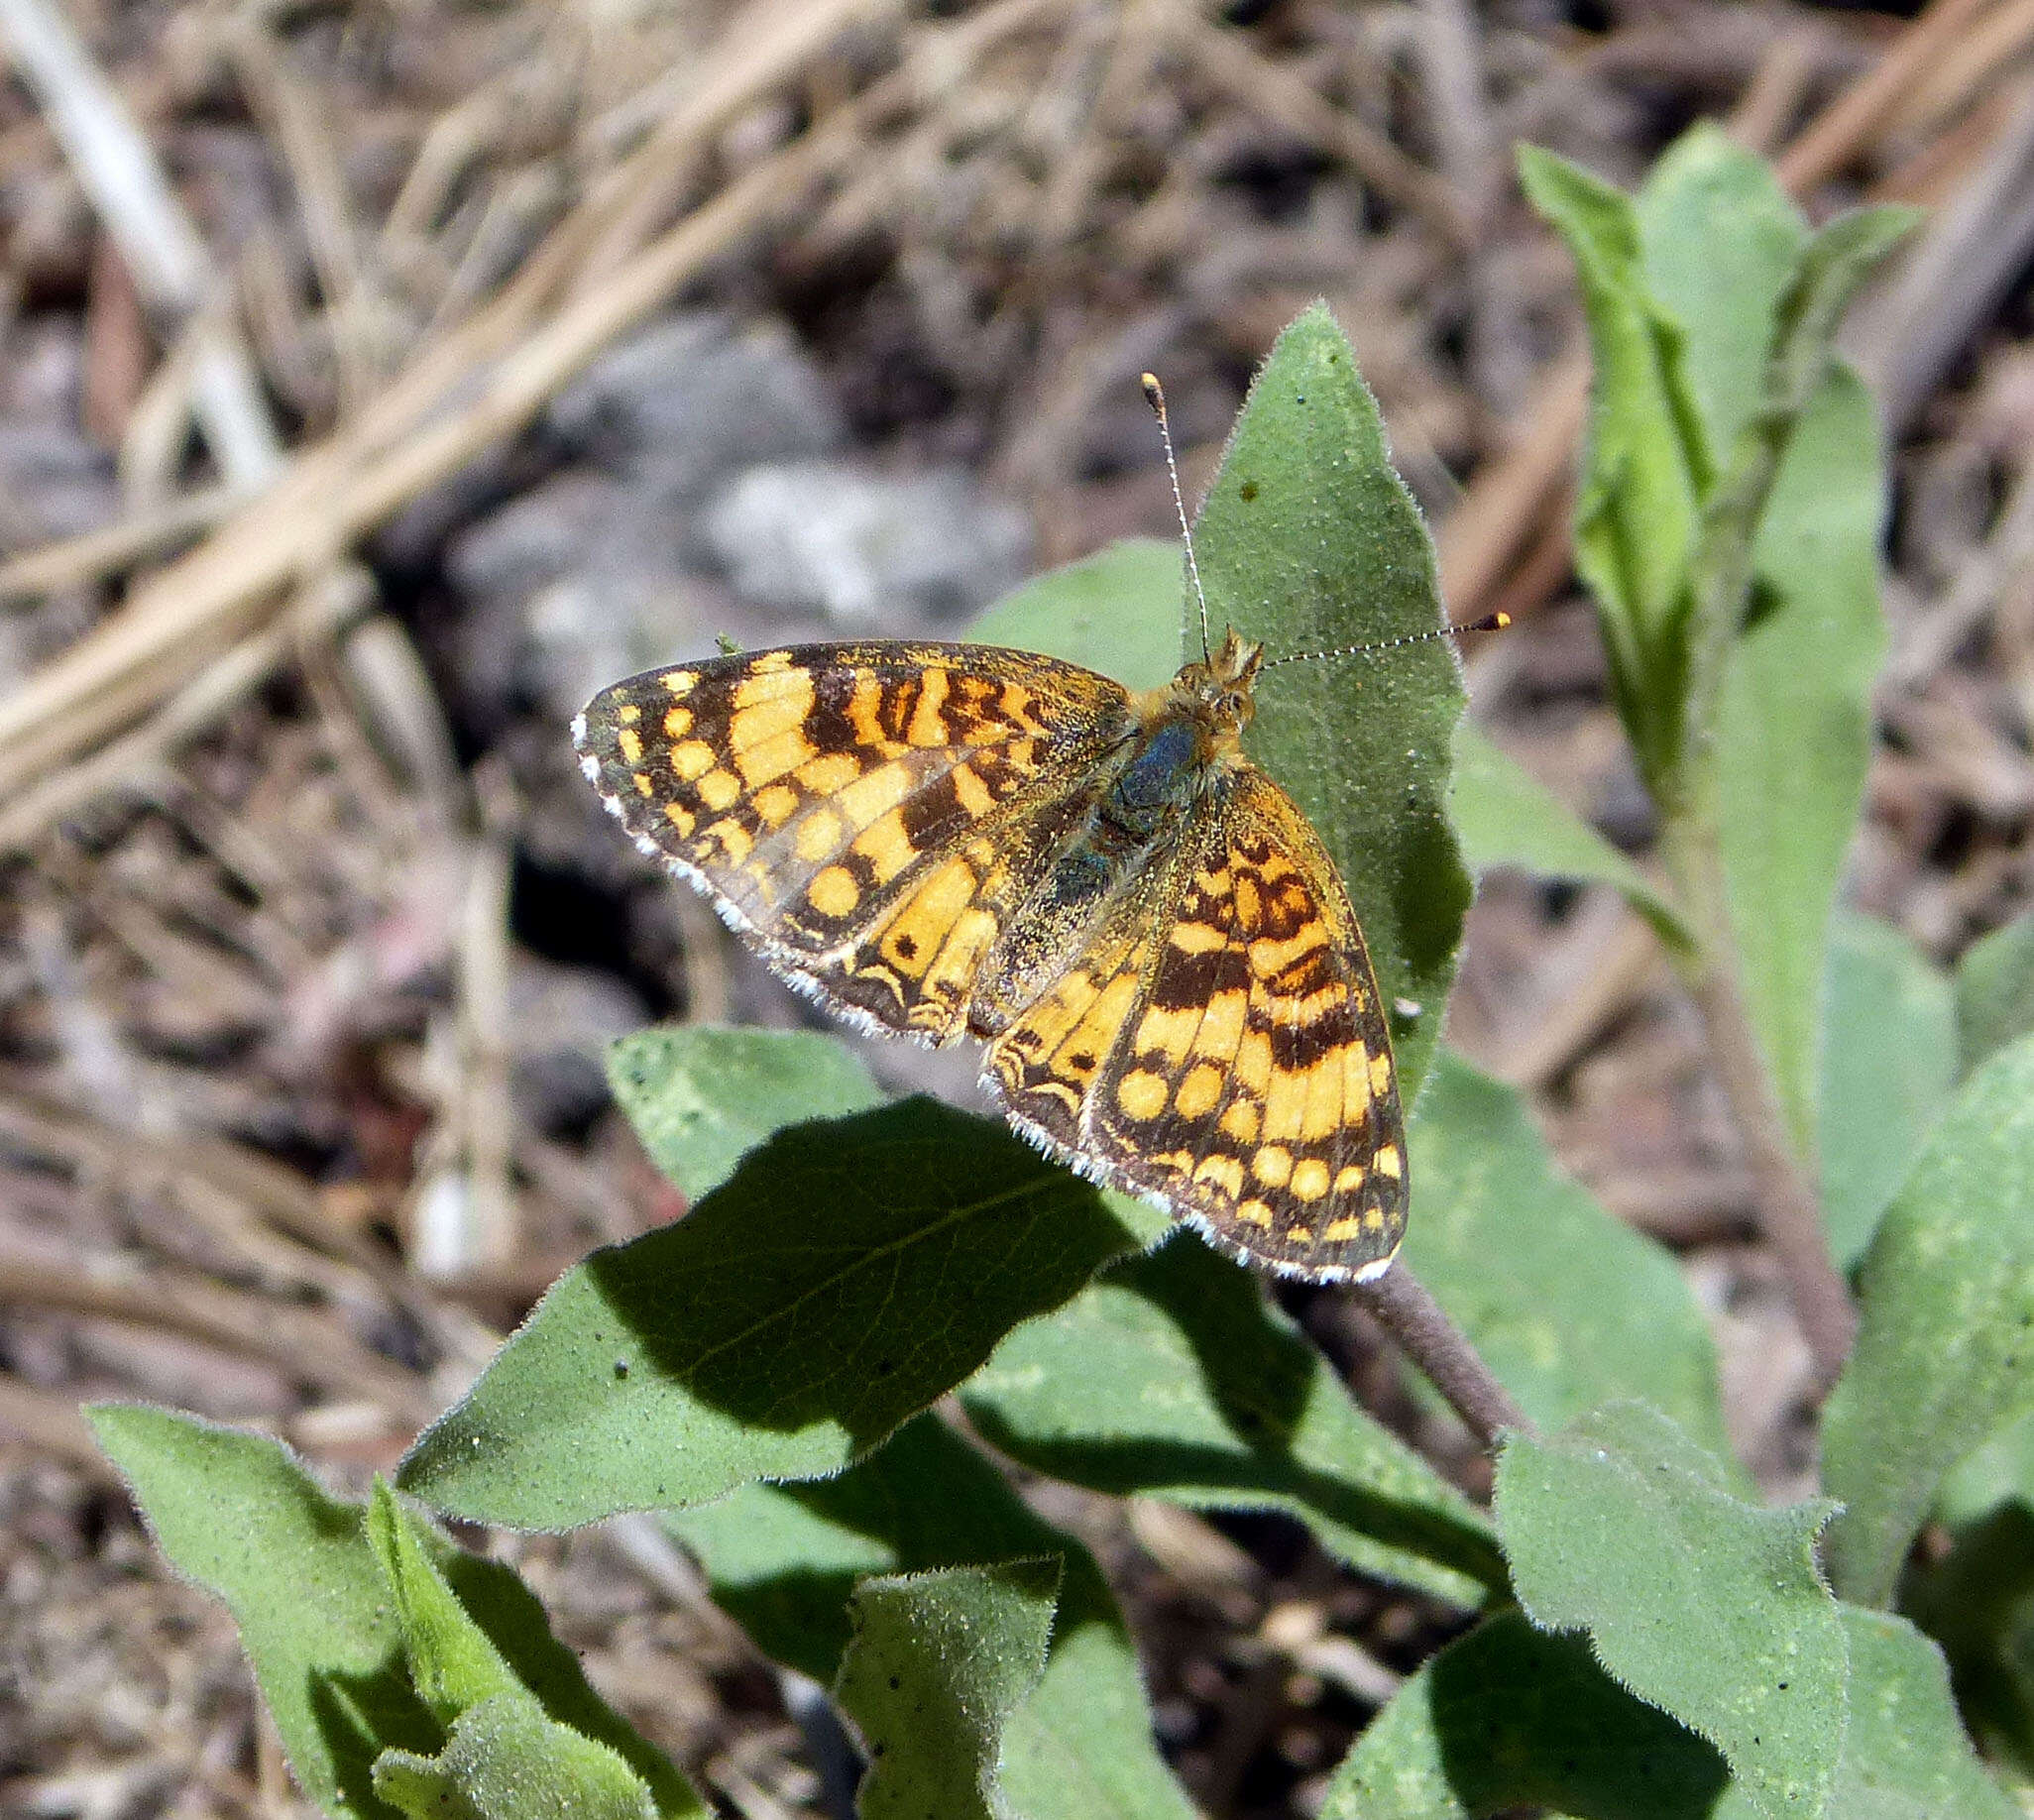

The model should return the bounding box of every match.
[1356,1265,1533,1448]
[1662,817,1859,1391]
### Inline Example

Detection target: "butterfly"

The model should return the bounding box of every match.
[575,624,1414,1282]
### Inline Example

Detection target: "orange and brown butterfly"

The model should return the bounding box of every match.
[573,380,1502,1282]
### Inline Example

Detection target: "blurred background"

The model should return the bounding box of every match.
[0,0,2029,1813]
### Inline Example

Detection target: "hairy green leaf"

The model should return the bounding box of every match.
[835,1561,1061,1820]
[667,1414,1195,1820]
[1719,364,1890,1164]
[373,1697,658,1820]
[967,535,1184,692]
[398,1099,1148,1527]
[960,1231,1503,1608]
[1635,124,1805,464]
[1956,907,2034,1078]
[1191,303,1469,1100]
[1449,720,1691,950]
[1405,1055,1729,1455]
[1820,914,1956,1270]
[1326,1604,2013,1820]
[89,1406,436,1820]
[1823,1031,2034,1607]
[1322,1609,1731,1820]
[1903,1502,2034,1794]
[607,1024,882,1201]
[1497,1402,1844,1820]
[365,1486,696,1816]
[1519,144,1700,780]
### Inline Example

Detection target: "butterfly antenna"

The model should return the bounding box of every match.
[1261,611,1513,669]
[1142,373,1211,662]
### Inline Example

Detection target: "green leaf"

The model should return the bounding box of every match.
[1939,1405,2034,1531]
[1819,914,1956,1271]
[1405,1055,1730,1455]
[1956,907,2034,1078]
[1326,1604,2016,1820]
[397,1099,1150,1528]
[365,1485,697,1816]
[1322,1609,1732,1820]
[1449,720,1691,950]
[1635,123,1806,464]
[1764,207,1923,418]
[835,1561,1061,1820]
[374,1696,659,1820]
[1822,1031,2034,1608]
[89,1405,436,1820]
[966,536,1184,693]
[607,1024,883,1202]
[1496,1402,1845,1820]
[667,1413,1196,1820]
[1520,144,1701,781]
[1902,1502,2034,1795]
[960,1230,1504,1608]
[1718,363,1890,1163]
[1833,1604,2023,1819]
[1189,302,1470,1101]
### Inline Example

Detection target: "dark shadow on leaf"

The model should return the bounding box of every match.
[306,1662,440,1820]
[964,1234,1507,1599]
[578,1098,1137,1450]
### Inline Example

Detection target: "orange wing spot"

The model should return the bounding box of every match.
[1234,1029,1272,1098]
[1237,1198,1275,1230]
[809,865,860,918]
[670,740,718,781]
[1300,1053,1344,1143]
[659,669,699,697]
[1252,1145,1293,1188]
[1286,1224,1315,1245]
[1323,1213,1365,1242]
[751,783,800,828]
[663,802,695,835]
[697,768,741,812]
[1197,988,1246,1058]
[704,817,753,862]
[1290,1159,1331,1202]
[1169,920,1227,956]
[618,728,644,764]
[1193,1154,1245,1197]
[836,760,917,832]
[1220,1098,1261,1143]
[1249,929,1327,976]
[748,649,795,676]
[1134,1003,1200,1065]
[795,809,846,862]
[1115,1069,1170,1122]
[632,772,653,796]
[1332,1165,1367,1194]
[1175,1064,1225,1120]
[619,703,642,726]
[906,666,952,745]
[797,752,862,795]
[662,705,691,738]
[1369,1050,1394,1097]
[1375,1143,1403,1181]
[851,806,919,885]
[734,725,818,787]
[952,762,996,818]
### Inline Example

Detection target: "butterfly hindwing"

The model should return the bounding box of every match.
[988,767,1406,1280]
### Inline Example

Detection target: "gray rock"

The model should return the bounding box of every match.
[698,458,1031,630]
[548,312,846,506]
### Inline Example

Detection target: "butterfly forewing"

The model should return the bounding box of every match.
[574,641,1131,1040]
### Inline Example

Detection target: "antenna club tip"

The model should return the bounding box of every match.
[1140,372,1165,408]
[1461,610,1512,633]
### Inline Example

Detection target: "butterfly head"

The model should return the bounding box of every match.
[1169,626,1264,751]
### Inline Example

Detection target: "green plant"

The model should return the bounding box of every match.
[93,128,2034,1818]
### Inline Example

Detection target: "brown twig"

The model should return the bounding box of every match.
[1356,1264,1533,1449]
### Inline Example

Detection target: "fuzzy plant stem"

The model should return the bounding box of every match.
[1357,1265,1533,1449]
[1661,293,1868,1394]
